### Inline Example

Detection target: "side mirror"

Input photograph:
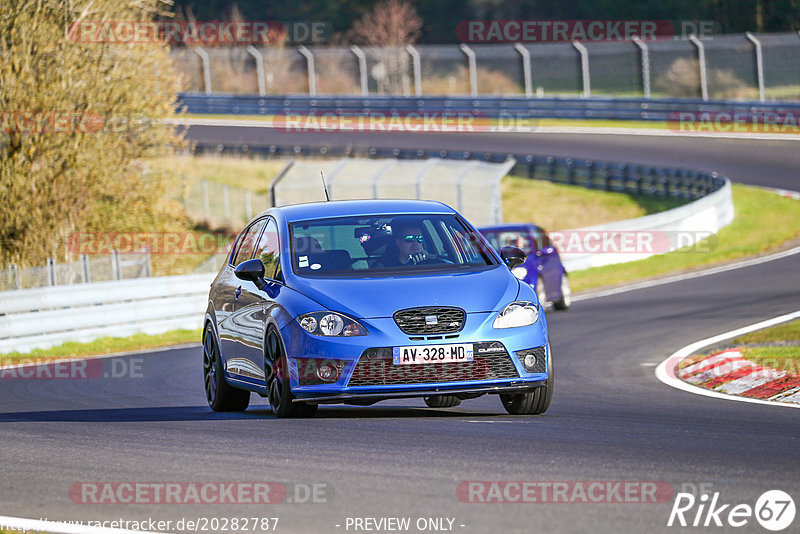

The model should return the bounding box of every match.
[234,258,267,289]
[500,246,526,270]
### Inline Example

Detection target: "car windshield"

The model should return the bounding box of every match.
[290,214,497,276]
[480,229,535,255]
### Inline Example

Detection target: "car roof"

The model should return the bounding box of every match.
[478,223,539,232]
[267,199,456,223]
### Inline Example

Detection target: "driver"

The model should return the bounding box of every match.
[373,220,428,267]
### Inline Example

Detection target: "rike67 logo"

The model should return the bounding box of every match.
[668,490,795,531]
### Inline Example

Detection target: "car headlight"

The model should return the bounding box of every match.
[493,301,539,329]
[511,266,527,279]
[297,312,368,337]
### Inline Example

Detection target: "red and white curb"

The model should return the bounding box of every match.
[656,309,800,408]
[678,349,800,402]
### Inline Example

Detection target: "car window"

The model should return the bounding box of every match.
[231,218,266,266]
[290,214,496,276]
[480,230,535,254]
[252,218,281,280]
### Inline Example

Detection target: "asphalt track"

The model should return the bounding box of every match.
[1,129,799,533]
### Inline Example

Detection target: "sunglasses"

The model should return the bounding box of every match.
[402,235,424,243]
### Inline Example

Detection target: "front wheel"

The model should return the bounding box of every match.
[500,359,553,415]
[553,273,571,311]
[203,324,250,412]
[265,327,318,418]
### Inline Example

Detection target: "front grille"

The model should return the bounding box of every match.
[393,307,466,335]
[347,342,519,387]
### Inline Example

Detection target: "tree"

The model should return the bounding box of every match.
[0,0,186,267]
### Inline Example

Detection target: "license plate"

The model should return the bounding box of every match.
[392,344,474,365]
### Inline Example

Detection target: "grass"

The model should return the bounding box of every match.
[740,346,800,375]
[148,154,289,195]
[570,184,800,292]
[734,319,800,344]
[0,329,201,367]
[682,319,800,374]
[501,175,684,230]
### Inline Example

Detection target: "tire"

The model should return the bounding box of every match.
[553,273,571,311]
[500,359,553,415]
[424,395,462,408]
[265,327,318,418]
[536,276,548,308]
[203,323,250,412]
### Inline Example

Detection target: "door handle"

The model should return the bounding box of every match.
[235,286,242,300]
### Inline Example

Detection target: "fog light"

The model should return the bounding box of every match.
[517,347,546,373]
[524,353,537,369]
[317,363,339,382]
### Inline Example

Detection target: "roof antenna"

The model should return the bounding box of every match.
[320,171,331,201]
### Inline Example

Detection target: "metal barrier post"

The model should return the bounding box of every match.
[745,32,766,103]
[689,35,708,101]
[351,45,369,96]
[632,37,651,99]
[47,257,55,286]
[298,46,317,96]
[193,47,212,94]
[406,45,422,97]
[246,45,266,96]
[514,43,532,97]
[572,41,591,98]
[459,44,478,97]
[81,254,89,283]
[245,191,253,220]
[268,159,296,207]
[10,263,18,290]
[112,250,121,280]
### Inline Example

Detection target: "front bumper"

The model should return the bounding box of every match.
[280,311,550,402]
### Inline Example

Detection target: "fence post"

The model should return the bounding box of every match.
[193,47,212,94]
[202,179,211,221]
[459,44,478,97]
[223,185,231,225]
[744,32,765,103]
[112,250,121,280]
[47,257,56,286]
[10,263,18,289]
[245,191,253,220]
[514,43,532,97]
[144,247,152,278]
[268,159,296,207]
[405,45,422,97]
[351,45,369,96]
[298,45,317,96]
[632,37,651,99]
[81,254,89,283]
[688,35,708,101]
[572,41,591,98]
[246,45,266,96]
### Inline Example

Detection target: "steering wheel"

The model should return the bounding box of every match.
[415,257,453,266]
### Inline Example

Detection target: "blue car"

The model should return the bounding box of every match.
[203,200,553,417]
[479,224,571,311]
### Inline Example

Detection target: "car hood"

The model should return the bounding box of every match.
[287,266,520,319]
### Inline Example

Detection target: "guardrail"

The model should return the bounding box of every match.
[179,92,800,122]
[0,273,214,353]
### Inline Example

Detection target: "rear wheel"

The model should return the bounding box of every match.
[265,327,318,418]
[553,273,571,311]
[424,395,462,408]
[203,324,250,412]
[500,359,553,415]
